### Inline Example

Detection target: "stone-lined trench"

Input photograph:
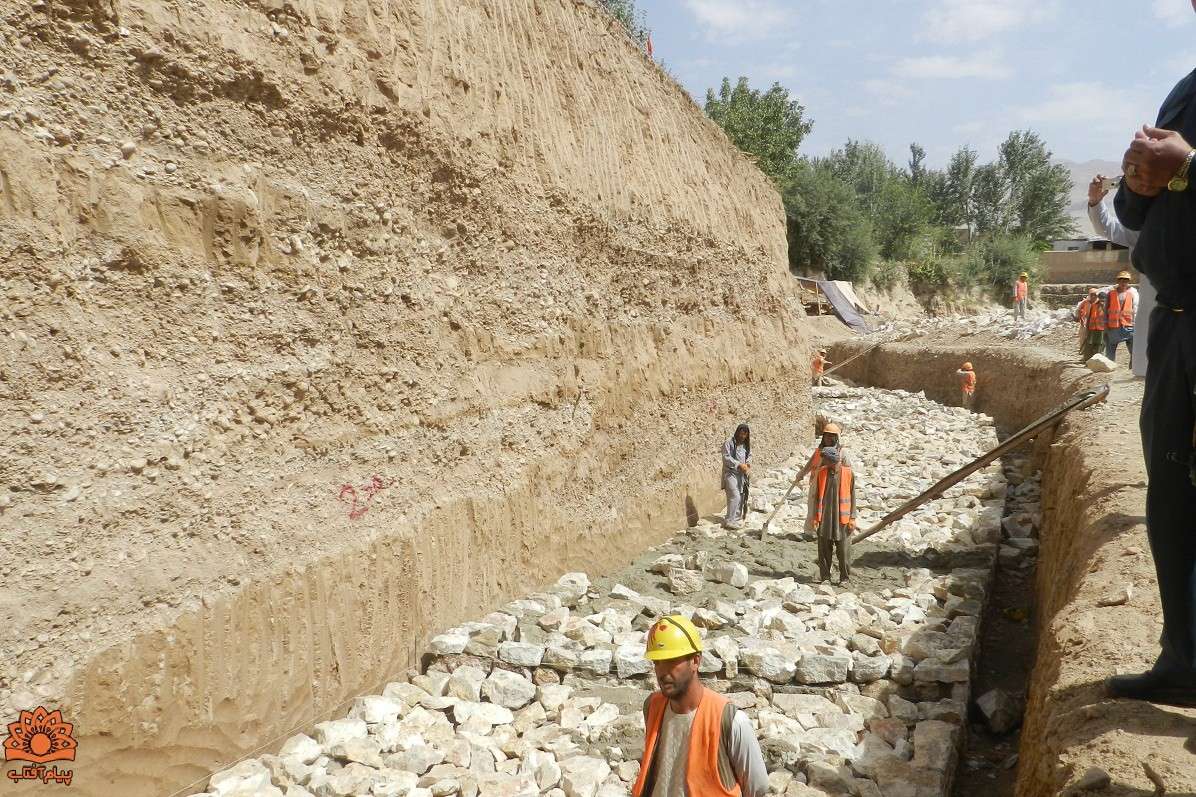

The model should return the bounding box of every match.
[196,384,1039,797]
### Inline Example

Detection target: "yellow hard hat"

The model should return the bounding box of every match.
[644,615,703,661]
[822,422,841,435]
[1116,270,1132,280]
[1019,272,1028,278]
[962,362,973,371]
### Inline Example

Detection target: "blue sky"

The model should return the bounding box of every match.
[641,0,1196,168]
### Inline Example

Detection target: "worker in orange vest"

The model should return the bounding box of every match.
[812,445,856,583]
[792,421,851,535]
[1104,270,1138,366]
[957,362,976,409]
[1013,271,1029,320]
[634,616,768,797]
[1075,287,1106,363]
[812,348,831,386]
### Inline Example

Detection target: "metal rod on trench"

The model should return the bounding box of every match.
[852,383,1111,545]
[821,332,921,380]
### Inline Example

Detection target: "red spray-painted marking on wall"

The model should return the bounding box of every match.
[338,476,390,519]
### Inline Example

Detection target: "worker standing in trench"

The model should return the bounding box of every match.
[720,424,751,530]
[810,445,856,584]
[812,348,830,386]
[633,615,769,797]
[957,362,976,409]
[1109,44,1196,706]
[791,422,851,536]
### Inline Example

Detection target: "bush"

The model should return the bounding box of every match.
[870,260,908,291]
[906,255,961,289]
[961,234,1040,295]
[830,218,878,282]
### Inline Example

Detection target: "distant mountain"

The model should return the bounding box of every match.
[1057,158,1121,238]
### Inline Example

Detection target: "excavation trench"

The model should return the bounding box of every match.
[829,338,1151,796]
[199,383,1016,797]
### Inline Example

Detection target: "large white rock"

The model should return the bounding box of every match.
[537,684,574,713]
[278,733,322,766]
[456,701,515,726]
[709,560,750,588]
[615,644,652,678]
[349,695,403,725]
[740,647,796,683]
[911,720,959,772]
[1085,353,1117,372]
[430,631,469,655]
[976,688,1021,734]
[559,756,612,797]
[483,670,537,710]
[449,666,487,702]
[578,649,613,676]
[208,759,272,796]
[312,718,368,750]
[794,653,851,684]
[499,641,545,668]
[667,568,705,595]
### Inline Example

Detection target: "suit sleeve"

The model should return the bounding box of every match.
[1113,183,1154,232]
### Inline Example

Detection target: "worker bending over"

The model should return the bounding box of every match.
[634,615,768,797]
[811,446,856,584]
[957,362,976,409]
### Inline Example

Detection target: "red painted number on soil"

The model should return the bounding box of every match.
[338,476,390,519]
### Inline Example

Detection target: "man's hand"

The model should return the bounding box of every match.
[738,462,749,473]
[1124,125,1193,195]
[1088,175,1109,206]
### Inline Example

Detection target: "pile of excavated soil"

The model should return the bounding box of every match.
[0,0,812,793]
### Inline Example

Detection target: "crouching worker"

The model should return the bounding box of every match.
[813,446,856,584]
[634,615,768,797]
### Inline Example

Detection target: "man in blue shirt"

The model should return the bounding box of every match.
[1111,35,1196,706]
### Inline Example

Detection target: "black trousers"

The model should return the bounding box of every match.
[1141,306,1196,676]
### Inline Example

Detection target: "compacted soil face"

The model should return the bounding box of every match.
[829,312,1196,796]
[0,0,812,794]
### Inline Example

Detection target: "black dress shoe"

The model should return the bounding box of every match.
[1108,671,1196,707]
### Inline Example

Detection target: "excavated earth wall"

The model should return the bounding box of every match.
[0,1,809,794]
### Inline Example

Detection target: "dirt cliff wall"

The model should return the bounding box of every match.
[0,0,808,793]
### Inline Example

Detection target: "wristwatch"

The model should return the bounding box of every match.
[1168,149,1196,192]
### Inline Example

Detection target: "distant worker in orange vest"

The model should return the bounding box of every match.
[957,362,976,409]
[1104,270,1138,366]
[1075,287,1106,363]
[792,421,851,535]
[1013,271,1029,320]
[634,615,768,797]
[812,348,831,386]
[812,445,856,584]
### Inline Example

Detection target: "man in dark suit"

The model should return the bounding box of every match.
[1112,9,1196,706]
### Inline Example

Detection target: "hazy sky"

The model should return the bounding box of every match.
[639,0,1196,168]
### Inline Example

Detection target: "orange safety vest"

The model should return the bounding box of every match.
[960,370,976,394]
[812,355,826,377]
[1106,289,1134,329]
[1079,298,1105,332]
[1014,280,1027,300]
[812,464,854,527]
[633,688,740,797]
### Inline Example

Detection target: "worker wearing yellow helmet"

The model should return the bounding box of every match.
[792,419,851,535]
[633,616,767,797]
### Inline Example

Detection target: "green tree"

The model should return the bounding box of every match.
[908,143,927,186]
[820,140,893,217]
[597,0,650,47]
[928,145,978,229]
[962,234,1041,291]
[781,162,876,281]
[997,130,1075,245]
[874,179,933,261]
[704,77,814,182]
